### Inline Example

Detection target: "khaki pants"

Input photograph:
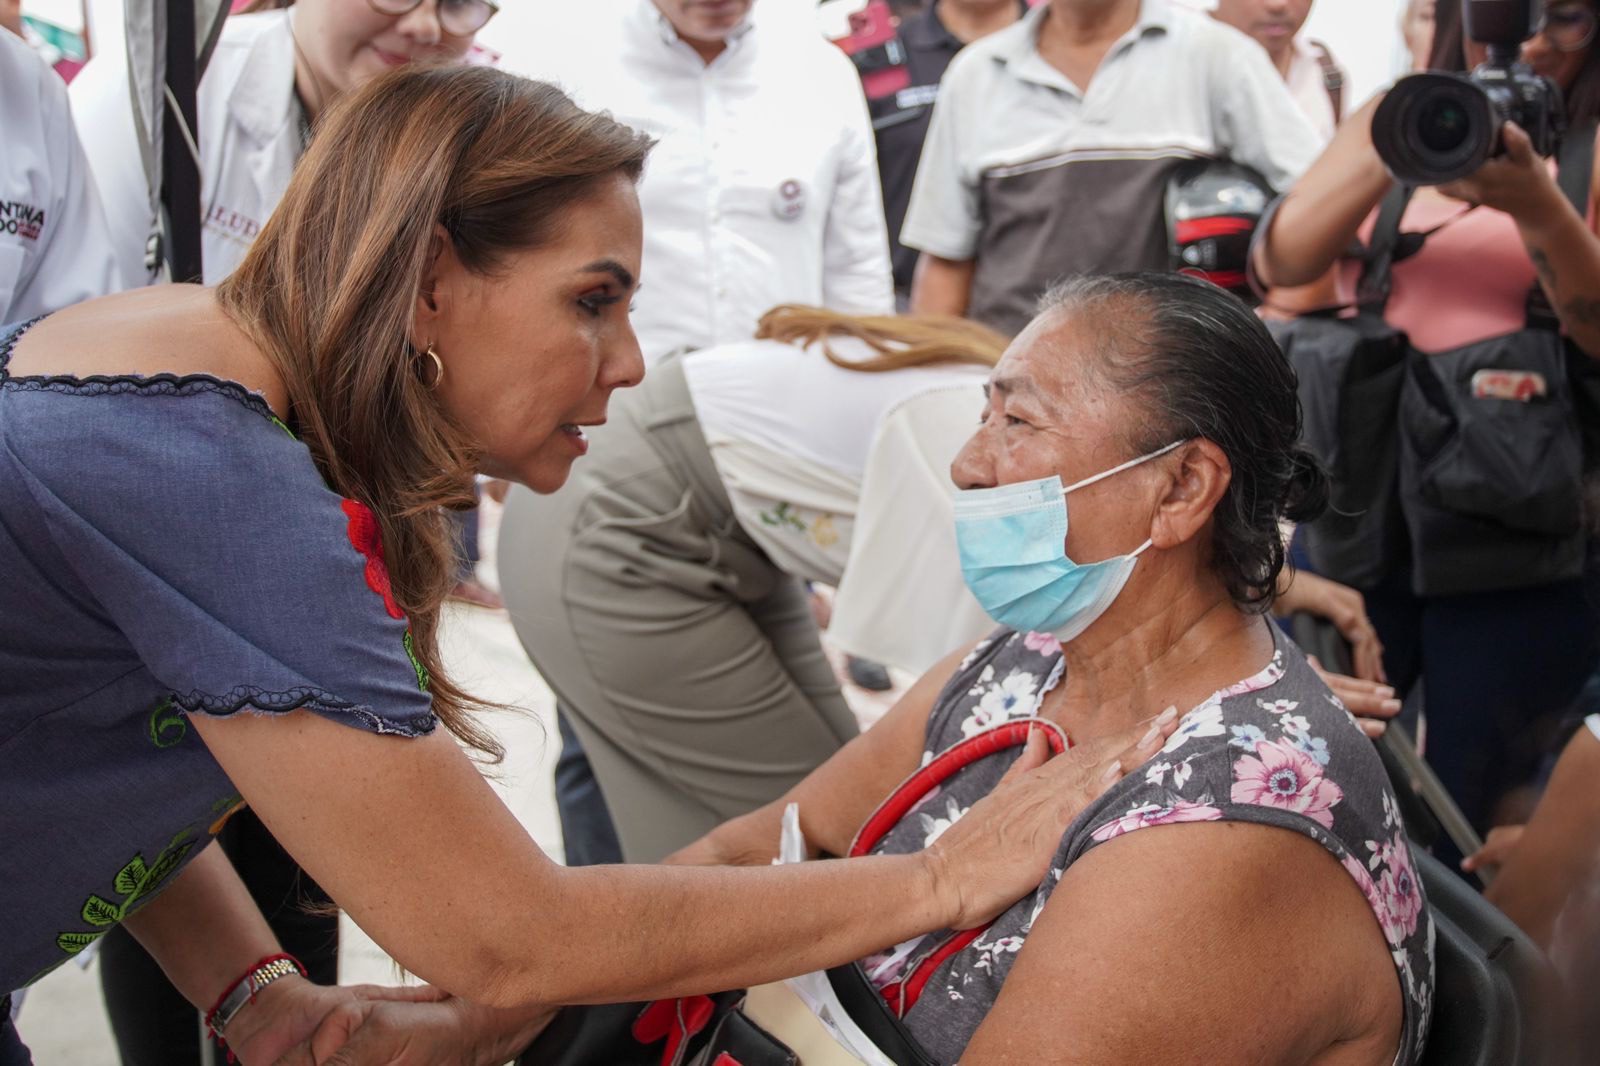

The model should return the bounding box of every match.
[498,360,858,862]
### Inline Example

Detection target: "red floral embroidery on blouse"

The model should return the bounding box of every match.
[341,499,404,620]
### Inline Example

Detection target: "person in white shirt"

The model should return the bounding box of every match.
[497,307,1001,862]
[905,0,1321,337]
[1212,0,1347,143]
[0,29,122,324]
[70,0,494,286]
[499,0,894,363]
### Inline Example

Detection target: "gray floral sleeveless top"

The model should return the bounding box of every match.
[859,625,1434,1065]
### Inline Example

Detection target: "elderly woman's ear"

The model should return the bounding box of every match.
[1149,438,1232,550]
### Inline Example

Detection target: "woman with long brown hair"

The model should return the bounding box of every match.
[497,304,1013,864]
[0,67,1173,1065]
[72,3,497,1052]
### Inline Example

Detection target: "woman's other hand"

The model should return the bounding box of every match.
[1277,571,1387,683]
[924,709,1183,930]
[1439,122,1566,224]
[268,991,553,1066]
[1307,657,1403,737]
[1462,824,1528,875]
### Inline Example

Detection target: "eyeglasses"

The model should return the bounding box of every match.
[1537,5,1598,53]
[366,0,499,38]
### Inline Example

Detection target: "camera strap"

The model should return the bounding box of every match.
[1354,184,1416,312]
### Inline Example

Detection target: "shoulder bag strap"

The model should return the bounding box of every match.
[1311,42,1344,124]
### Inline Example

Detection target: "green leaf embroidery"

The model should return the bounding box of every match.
[147,698,186,749]
[56,931,104,955]
[81,895,122,927]
[56,831,199,963]
[113,856,149,897]
[404,630,430,692]
[140,840,197,902]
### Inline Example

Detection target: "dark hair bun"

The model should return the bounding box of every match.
[1282,446,1330,525]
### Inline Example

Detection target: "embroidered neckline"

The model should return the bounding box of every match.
[0,316,283,428]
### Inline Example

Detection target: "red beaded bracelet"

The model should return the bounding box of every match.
[203,952,306,1060]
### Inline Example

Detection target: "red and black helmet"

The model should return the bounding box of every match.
[1165,159,1276,302]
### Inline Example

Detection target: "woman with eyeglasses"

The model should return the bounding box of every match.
[61,3,491,1062]
[69,0,498,288]
[1256,0,1600,856]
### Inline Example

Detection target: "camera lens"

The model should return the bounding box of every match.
[1372,72,1496,185]
[1417,98,1472,153]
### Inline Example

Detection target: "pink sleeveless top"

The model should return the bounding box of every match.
[1341,133,1600,355]
[1343,189,1534,355]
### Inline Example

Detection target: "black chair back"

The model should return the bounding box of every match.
[1413,846,1559,1066]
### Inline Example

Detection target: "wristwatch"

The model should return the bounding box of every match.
[208,955,304,1036]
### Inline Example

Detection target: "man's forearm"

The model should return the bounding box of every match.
[909,253,975,317]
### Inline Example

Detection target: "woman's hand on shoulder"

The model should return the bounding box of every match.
[925,709,1181,930]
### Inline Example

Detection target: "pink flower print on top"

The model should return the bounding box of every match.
[1341,852,1388,928]
[1089,800,1224,842]
[1231,737,1345,829]
[1022,631,1063,657]
[1376,833,1425,943]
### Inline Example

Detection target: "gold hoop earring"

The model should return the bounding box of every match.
[419,344,444,390]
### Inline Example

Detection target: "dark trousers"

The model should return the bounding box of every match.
[1366,573,1600,841]
[554,710,623,867]
[97,810,338,1066]
[0,997,29,1066]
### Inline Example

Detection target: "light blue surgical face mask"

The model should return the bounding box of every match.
[953,440,1187,641]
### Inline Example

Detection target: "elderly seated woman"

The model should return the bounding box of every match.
[669,272,1435,1065]
[302,273,1433,1065]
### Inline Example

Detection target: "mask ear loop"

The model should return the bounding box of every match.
[1061,438,1190,496]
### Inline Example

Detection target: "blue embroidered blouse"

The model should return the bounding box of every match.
[0,319,435,993]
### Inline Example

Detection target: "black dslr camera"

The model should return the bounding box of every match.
[1373,0,1564,185]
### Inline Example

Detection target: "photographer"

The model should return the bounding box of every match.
[1255,0,1600,842]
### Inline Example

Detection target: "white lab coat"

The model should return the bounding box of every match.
[0,30,123,323]
[497,0,893,363]
[70,10,300,285]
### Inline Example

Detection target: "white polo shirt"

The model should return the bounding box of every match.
[502,0,894,362]
[1,30,123,322]
[902,0,1321,336]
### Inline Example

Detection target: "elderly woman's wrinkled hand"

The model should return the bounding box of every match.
[923,708,1183,931]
